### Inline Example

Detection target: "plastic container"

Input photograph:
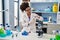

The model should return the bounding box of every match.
[0,24,6,37]
[52,3,58,13]
[43,17,48,22]
[55,34,60,40]
[5,24,11,31]
[6,26,12,36]
[50,38,56,40]
[44,6,51,12]
[0,34,6,37]
[0,24,5,34]
[55,30,60,40]
[0,28,5,34]
[6,29,12,36]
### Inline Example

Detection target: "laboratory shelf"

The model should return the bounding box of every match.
[32,11,57,13]
[30,2,58,3]
[36,22,57,24]
[31,1,60,24]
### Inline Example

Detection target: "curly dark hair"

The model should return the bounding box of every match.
[20,3,29,12]
[22,0,30,1]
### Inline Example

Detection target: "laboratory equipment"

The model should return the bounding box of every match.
[5,23,12,36]
[44,6,51,12]
[50,38,56,40]
[36,19,43,38]
[43,17,48,22]
[22,31,29,36]
[55,34,60,40]
[5,25,12,36]
[5,23,9,30]
[48,16,52,23]
[14,25,20,32]
[52,30,60,40]
[0,24,6,37]
[53,3,58,13]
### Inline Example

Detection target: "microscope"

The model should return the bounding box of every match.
[36,19,43,38]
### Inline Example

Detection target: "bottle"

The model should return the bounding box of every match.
[5,23,10,30]
[0,24,5,34]
[55,33,60,40]
[0,24,6,37]
[5,23,12,36]
[53,3,58,13]
[48,16,52,23]
[45,6,51,12]
[5,23,8,30]
[55,30,60,40]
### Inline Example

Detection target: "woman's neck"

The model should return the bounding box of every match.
[27,13,31,17]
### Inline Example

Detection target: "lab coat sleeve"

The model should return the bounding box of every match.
[34,14,43,21]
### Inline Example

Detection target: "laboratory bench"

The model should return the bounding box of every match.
[0,31,55,40]
[36,21,60,34]
[41,24,60,34]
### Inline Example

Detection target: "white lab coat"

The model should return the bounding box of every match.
[21,12,43,33]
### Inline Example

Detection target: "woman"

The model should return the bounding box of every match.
[20,3,43,33]
[20,0,30,22]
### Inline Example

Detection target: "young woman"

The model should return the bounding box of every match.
[20,0,30,22]
[20,3,43,33]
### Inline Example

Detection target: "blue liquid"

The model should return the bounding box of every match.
[0,34,6,37]
[22,31,29,36]
[6,30,12,36]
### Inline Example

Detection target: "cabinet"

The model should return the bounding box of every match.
[30,0,60,34]
[47,24,60,34]
[30,0,46,2]
[30,1,60,24]
[57,12,60,24]
[30,0,60,2]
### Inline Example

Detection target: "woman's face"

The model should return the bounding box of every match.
[25,7,31,15]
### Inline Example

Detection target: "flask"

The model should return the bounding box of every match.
[0,24,6,37]
[5,24,12,36]
[55,30,60,40]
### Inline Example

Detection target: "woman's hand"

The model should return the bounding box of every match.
[35,15,43,21]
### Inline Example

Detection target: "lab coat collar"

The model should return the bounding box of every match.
[25,12,33,22]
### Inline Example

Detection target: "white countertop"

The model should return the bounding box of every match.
[0,31,55,40]
[19,32,55,40]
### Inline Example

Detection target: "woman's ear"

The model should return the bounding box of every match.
[24,11,25,12]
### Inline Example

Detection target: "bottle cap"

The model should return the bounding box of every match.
[7,26,10,27]
[6,23,8,25]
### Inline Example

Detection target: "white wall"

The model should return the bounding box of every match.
[9,0,14,30]
[30,0,46,2]
[14,0,18,26]
[19,0,23,22]
[30,0,60,2]
[4,0,10,25]
[4,0,14,30]
[0,0,3,24]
